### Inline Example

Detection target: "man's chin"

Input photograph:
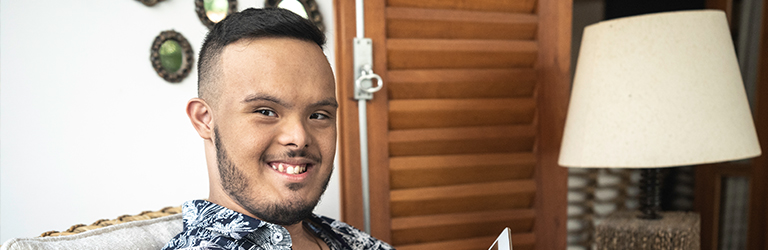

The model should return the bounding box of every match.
[244,199,318,225]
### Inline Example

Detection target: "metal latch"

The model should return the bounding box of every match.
[353,38,383,100]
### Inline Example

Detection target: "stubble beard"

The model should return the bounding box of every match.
[213,127,332,225]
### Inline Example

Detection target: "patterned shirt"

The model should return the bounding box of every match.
[162,200,395,250]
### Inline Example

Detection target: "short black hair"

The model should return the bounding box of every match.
[197,8,326,103]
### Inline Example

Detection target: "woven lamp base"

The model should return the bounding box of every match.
[595,211,700,250]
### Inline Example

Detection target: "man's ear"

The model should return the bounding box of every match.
[187,98,214,140]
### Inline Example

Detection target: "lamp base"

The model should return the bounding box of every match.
[595,210,700,250]
[639,168,663,220]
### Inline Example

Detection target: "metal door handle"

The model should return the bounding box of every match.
[355,64,383,96]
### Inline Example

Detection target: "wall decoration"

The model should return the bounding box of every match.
[195,0,238,29]
[150,30,194,83]
[137,0,164,6]
[265,0,324,32]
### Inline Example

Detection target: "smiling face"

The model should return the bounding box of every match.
[207,37,337,225]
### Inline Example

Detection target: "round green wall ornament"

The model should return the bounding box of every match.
[150,30,194,83]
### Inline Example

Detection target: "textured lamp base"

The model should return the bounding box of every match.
[595,211,700,250]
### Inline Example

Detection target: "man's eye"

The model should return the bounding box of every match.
[310,113,329,120]
[256,109,277,117]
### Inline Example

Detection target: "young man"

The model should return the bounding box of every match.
[162,8,393,250]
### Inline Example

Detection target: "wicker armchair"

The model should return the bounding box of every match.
[1,207,183,250]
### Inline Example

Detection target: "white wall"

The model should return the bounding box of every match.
[0,0,339,243]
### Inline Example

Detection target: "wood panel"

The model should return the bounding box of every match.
[387,39,538,69]
[391,181,536,217]
[390,209,535,229]
[390,153,537,189]
[335,0,365,231]
[386,7,538,40]
[534,0,571,250]
[392,218,533,245]
[390,210,535,244]
[747,0,768,248]
[336,0,570,248]
[387,0,537,13]
[389,99,536,129]
[396,233,536,250]
[365,0,393,241]
[389,125,536,155]
[388,69,537,100]
[391,180,536,201]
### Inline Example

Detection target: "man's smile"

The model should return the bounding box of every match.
[269,162,311,175]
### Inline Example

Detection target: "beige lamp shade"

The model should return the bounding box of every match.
[559,10,761,168]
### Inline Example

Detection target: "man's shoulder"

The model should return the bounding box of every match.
[312,215,395,250]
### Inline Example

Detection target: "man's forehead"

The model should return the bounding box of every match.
[216,37,336,105]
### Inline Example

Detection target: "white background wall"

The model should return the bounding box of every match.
[0,0,339,243]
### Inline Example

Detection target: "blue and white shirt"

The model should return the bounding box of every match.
[162,200,395,250]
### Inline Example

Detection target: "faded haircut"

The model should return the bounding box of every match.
[197,8,326,105]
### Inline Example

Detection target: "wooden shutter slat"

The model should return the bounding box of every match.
[386,0,537,13]
[388,51,537,69]
[391,193,535,217]
[388,113,535,130]
[390,163,535,189]
[388,125,537,156]
[388,68,536,83]
[388,81,536,99]
[390,98,535,112]
[395,233,535,250]
[389,125,535,142]
[390,153,536,189]
[392,217,534,245]
[387,20,537,40]
[388,39,537,52]
[386,7,538,40]
[389,137,535,156]
[388,69,537,99]
[391,209,535,229]
[392,222,534,246]
[390,153,537,170]
[391,180,536,201]
[387,7,538,24]
[387,40,539,69]
[394,236,497,250]
[389,99,536,129]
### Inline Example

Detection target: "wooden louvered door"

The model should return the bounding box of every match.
[335,0,571,249]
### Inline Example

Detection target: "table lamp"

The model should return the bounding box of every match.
[559,10,762,249]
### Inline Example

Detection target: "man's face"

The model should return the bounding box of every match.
[212,38,337,225]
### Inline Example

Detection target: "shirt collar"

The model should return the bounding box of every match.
[181,199,268,241]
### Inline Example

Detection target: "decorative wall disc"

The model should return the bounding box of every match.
[150,30,194,83]
[195,0,238,29]
[265,0,324,32]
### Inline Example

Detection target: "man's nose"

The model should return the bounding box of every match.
[277,117,311,149]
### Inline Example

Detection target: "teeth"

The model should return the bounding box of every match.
[271,163,308,175]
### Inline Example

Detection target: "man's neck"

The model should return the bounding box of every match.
[284,221,327,250]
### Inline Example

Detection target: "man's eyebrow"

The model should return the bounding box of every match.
[313,98,339,109]
[242,94,291,108]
